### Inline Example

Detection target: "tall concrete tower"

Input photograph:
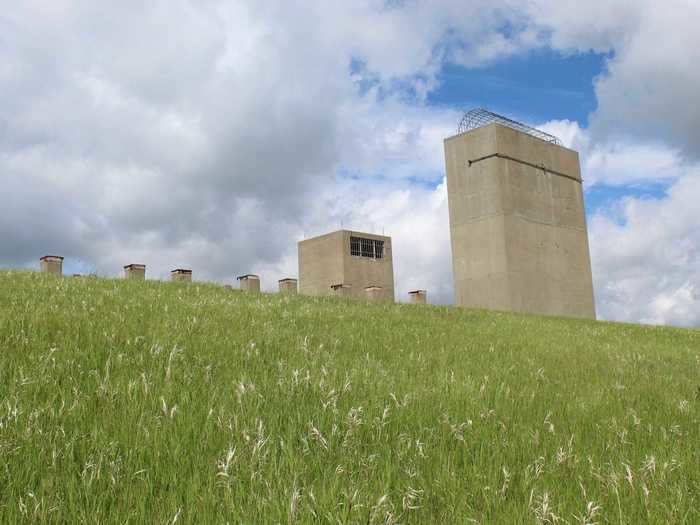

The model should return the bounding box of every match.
[444,109,595,319]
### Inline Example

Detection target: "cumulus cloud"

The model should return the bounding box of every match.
[1,0,698,325]
[589,171,700,327]
[523,0,700,159]
[0,1,513,277]
[541,120,688,188]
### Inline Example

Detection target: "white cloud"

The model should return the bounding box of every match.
[0,0,699,326]
[589,170,700,327]
[541,120,688,187]
[523,0,700,159]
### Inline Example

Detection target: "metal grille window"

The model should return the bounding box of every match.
[350,236,384,260]
[374,240,384,259]
[350,237,361,256]
[361,237,374,258]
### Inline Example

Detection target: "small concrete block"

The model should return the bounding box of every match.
[171,269,192,282]
[238,274,260,293]
[279,278,298,294]
[40,255,64,275]
[124,264,146,280]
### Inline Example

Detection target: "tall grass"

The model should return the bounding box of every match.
[0,270,698,523]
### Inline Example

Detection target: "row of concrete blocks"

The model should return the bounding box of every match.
[39,256,428,304]
[331,283,427,304]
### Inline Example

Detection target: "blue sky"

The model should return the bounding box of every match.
[428,49,608,126]
[423,49,673,217]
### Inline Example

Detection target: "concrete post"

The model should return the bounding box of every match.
[124,264,146,280]
[40,255,64,275]
[278,278,298,294]
[408,290,427,304]
[238,274,260,293]
[171,269,192,282]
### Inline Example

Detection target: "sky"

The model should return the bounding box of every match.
[1,0,699,327]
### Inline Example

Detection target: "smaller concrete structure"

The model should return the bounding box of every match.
[408,290,427,304]
[364,285,385,302]
[298,230,394,301]
[238,274,260,293]
[279,278,298,294]
[331,283,352,298]
[124,264,146,280]
[171,269,192,282]
[40,255,64,275]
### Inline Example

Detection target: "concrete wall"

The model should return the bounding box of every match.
[298,230,394,301]
[298,231,345,296]
[444,123,596,319]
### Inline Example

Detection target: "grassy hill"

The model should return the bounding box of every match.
[0,270,698,524]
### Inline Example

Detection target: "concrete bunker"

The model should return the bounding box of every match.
[298,230,394,302]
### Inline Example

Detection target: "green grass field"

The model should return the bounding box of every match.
[0,270,698,524]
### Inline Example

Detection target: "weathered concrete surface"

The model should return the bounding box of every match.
[238,274,261,293]
[40,255,63,275]
[298,230,394,302]
[124,264,146,280]
[278,278,298,294]
[444,123,596,319]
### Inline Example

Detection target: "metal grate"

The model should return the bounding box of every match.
[350,236,384,260]
[374,240,384,259]
[457,108,562,146]
[351,236,361,256]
